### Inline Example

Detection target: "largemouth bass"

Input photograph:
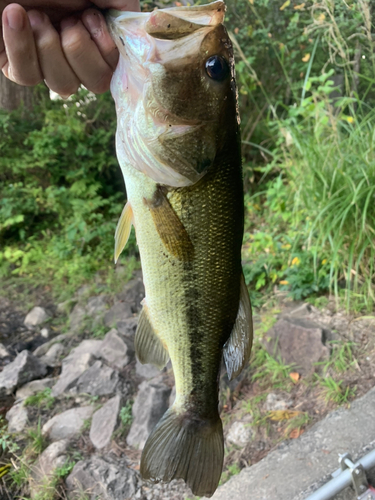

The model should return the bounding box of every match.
[106,2,253,497]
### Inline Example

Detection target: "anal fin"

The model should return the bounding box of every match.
[114,201,133,264]
[135,305,169,370]
[223,271,253,380]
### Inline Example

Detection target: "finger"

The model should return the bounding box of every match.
[61,16,113,94]
[0,24,7,71]
[28,10,80,97]
[82,9,118,71]
[2,4,42,85]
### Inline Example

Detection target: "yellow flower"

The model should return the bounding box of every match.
[346,116,355,124]
[292,257,301,266]
[282,244,292,249]
[280,0,290,10]
[294,3,305,9]
[322,259,328,265]
[317,13,325,23]
[302,53,310,62]
[280,280,289,285]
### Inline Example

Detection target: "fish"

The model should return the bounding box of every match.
[106,2,253,497]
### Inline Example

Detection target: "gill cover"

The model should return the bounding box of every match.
[107,1,234,187]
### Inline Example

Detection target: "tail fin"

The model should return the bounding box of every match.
[140,407,224,498]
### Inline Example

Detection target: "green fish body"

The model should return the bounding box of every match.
[107,2,253,496]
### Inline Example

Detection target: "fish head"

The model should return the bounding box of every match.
[107,1,239,188]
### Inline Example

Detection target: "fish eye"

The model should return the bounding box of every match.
[205,55,229,81]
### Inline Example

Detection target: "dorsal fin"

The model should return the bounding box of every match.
[223,272,253,380]
[114,201,133,264]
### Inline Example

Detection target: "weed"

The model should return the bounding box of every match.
[317,375,356,404]
[0,418,20,455]
[283,412,310,438]
[316,341,357,374]
[219,463,241,485]
[119,402,133,428]
[27,420,47,455]
[250,343,295,389]
[82,418,92,432]
[24,389,55,410]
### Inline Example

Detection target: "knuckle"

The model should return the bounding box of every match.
[89,73,111,94]
[62,30,88,59]
[37,32,59,54]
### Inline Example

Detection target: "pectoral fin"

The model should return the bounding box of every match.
[135,305,169,370]
[145,187,194,261]
[114,202,133,264]
[223,272,253,380]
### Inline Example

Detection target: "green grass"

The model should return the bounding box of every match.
[316,375,356,404]
[250,343,295,389]
[24,389,55,410]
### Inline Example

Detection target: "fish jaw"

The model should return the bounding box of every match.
[106,1,237,188]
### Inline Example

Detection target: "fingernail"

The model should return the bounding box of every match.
[28,11,44,28]
[5,8,24,31]
[61,17,78,30]
[85,12,102,37]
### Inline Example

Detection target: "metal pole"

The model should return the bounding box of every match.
[305,448,375,500]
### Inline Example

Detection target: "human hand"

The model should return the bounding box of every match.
[0,0,140,96]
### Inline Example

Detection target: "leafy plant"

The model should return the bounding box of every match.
[317,375,356,404]
[24,388,55,410]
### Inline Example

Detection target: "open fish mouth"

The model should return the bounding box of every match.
[106,1,233,188]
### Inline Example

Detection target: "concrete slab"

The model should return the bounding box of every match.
[213,387,375,500]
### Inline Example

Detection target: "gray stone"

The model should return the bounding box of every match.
[226,421,254,448]
[16,377,56,400]
[0,343,9,358]
[116,316,138,338]
[40,343,65,367]
[24,307,49,328]
[104,302,133,328]
[263,317,330,375]
[66,456,139,500]
[56,299,76,315]
[33,333,68,357]
[30,440,69,498]
[211,386,375,500]
[68,339,103,358]
[0,351,47,396]
[40,328,49,339]
[265,393,293,411]
[135,359,161,380]
[90,395,121,449]
[72,360,119,396]
[6,403,28,432]
[127,380,171,449]
[42,406,94,441]
[52,352,95,397]
[69,304,86,332]
[116,273,145,314]
[101,329,131,369]
[86,295,109,317]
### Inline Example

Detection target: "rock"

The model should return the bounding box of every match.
[30,440,69,498]
[135,359,161,380]
[69,339,103,358]
[56,299,76,315]
[52,353,95,397]
[16,377,56,400]
[33,333,68,357]
[66,456,139,500]
[6,403,28,432]
[69,304,86,332]
[90,395,121,449]
[0,343,9,358]
[263,317,330,375]
[265,393,293,412]
[226,421,254,447]
[24,307,50,328]
[86,295,109,317]
[40,343,65,367]
[0,351,47,397]
[116,316,138,338]
[72,360,120,396]
[40,328,49,339]
[116,273,145,314]
[127,380,171,449]
[42,406,94,441]
[104,302,133,329]
[101,329,131,369]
